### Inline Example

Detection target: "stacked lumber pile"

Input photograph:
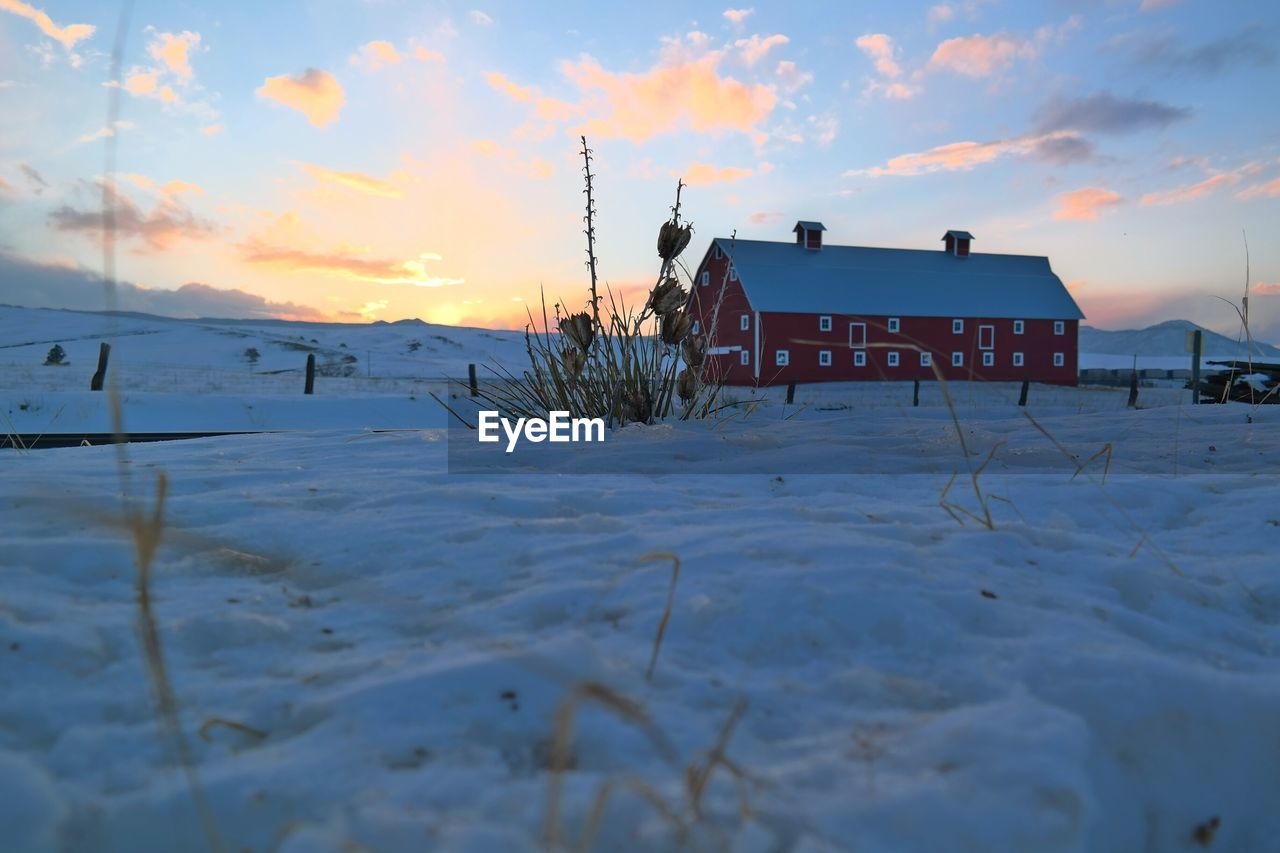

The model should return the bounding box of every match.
[1196,361,1280,403]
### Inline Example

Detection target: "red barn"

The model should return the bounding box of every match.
[687,222,1085,386]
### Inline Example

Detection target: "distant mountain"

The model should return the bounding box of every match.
[1079,320,1280,359]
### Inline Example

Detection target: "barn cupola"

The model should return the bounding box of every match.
[794,220,826,250]
[942,230,974,258]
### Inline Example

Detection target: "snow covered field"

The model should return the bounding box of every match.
[2,305,1279,851]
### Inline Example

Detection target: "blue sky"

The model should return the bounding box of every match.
[1,0,1277,338]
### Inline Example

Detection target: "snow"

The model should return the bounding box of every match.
[2,305,1279,851]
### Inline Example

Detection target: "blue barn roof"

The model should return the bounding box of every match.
[714,237,1084,320]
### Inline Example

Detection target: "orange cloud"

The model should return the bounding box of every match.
[734,33,789,66]
[681,161,755,185]
[1253,282,1280,296]
[562,53,777,144]
[256,68,345,127]
[1055,187,1122,220]
[484,71,533,102]
[469,140,554,179]
[723,8,754,28]
[485,71,580,132]
[295,162,404,198]
[50,180,217,252]
[124,71,158,96]
[856,33,921,99]
[850,130,1074,176]
[202,124,224,137]
[353,40,402,69]
[0,0,94,50]
[414,45,445,63]
[148,30,200,80]
[775,60,812,92]
[855,34,903,78]
[241,241,464,287]
[1237,177,1280,200]
[1140,172,1239,206]
[929,32,1036,76]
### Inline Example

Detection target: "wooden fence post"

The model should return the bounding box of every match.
[913,378,920,407]
[1018,379,1029,407]
[468,363,478,397]
[1191,329,1203,404]
[90,342,110,391]
[305,354,316,395]
[785,381,796,405]
[1127,371,1139,408]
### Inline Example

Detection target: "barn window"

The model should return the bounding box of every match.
[740,314,750,331]
[714,245,722,260]
[982,352,994,367]
[952,319,964,334]
[1013,320,1024,335]
[887,351,899,367]
[700,271,710,287]
[691,321,700,335]
[952,352,964,367]
[819,315,832,332]
[887,317,900,333]
[854,351,866,367]
[729,265,738,282]
[920,352,932,367]
[1054,321,1065,335]
[740,350,750,365]
[1013,352,1024,366]
[1053,352,1065,367]
[776,350,789,366]
[819,350,832,366]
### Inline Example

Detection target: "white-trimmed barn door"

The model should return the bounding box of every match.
[848,322,866,348]
[978,324,995,368]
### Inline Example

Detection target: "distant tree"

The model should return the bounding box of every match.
[44,344,66,366]
[244,347,261,364]
[407,340,422,352]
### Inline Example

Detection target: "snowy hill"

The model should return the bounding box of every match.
[0,304,532,385]
[1079,319,1279,360]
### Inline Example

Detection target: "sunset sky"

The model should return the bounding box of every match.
[1,0,1278,339]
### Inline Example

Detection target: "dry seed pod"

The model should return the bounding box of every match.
[648,277,688,316]
[657,220,693,261]
[560,347,585,377]
[676,368,700,402]
[661,312,693,345]
[622,387,653,424]
[558,311,594,351]
[681,334,707,368]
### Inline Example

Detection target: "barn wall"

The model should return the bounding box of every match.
[687,248,758,385]
[753,314,1078,386]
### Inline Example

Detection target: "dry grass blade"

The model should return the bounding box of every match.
[572,779,614,853]
[685,698,749,819]
[130,473,226,852]
[1021,410,1111,483]
[544,681,677,849]
[639,552,681,681]
[428,390,476,430]
[198,717,269,743]
[1020,410,1185,578]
